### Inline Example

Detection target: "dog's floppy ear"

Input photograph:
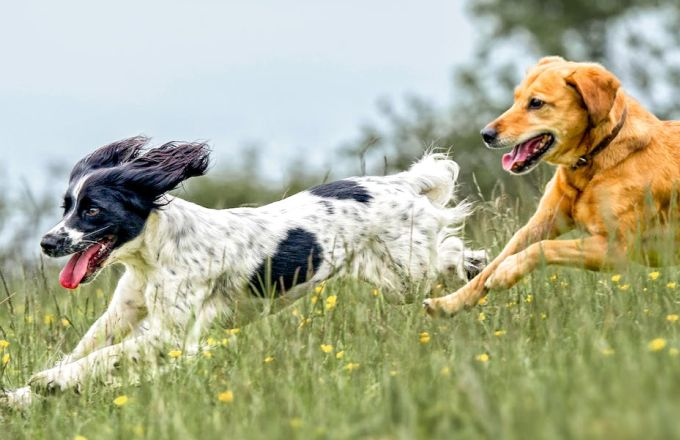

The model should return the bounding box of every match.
[536,56,565,66]
[565,64,621,126]
[71,136,148,179]
[119,141,211,201]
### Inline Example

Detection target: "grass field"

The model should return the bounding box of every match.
[1,201,680,440]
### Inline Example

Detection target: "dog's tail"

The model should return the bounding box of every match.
[404,152,460,207]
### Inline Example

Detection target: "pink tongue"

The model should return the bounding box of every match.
[502,138,542,171]
[59,243,102,289]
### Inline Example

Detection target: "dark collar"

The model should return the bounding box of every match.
[571,107,628,169]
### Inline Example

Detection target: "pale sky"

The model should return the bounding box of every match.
[0,1,474,193]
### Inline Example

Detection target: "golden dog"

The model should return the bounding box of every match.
[425,56,680,316]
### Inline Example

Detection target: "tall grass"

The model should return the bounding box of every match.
[1,194,680,440]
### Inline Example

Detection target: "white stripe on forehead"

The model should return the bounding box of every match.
[71,173,93,201]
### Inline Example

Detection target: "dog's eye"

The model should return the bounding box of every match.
[84,207,100,217]
[528,98,545,110]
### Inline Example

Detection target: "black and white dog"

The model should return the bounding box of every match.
[3,137,484,406]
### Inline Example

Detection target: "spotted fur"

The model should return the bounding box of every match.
[3,141,486,407]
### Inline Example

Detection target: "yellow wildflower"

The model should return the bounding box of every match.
[440,367,450,376]
[2,353,10,365]
[477,296,488,305]
[168,350,182,358]
[314,282,325,294]
[226,328,240,336]
[525,294,533,303]
[648,271,661,281]
[540,313,548,320]
[43,313,55,325]
[335,351,345,360]
[668,282,677,289]
[494,330,506,337]
[61,318,71,328]
[611,274,622,283]
[202,350,213,359]
[217,390,234,403]
[221,338,229,346]
[667,314,679,322]
[648,338,668,352]
[419,332,431,344]
[0,340,9,349]
[320,344,333,353]
[618,284,630,291]
[344,362,360,372]
[477,312,486,322]
[372,289,380,297]
[475,353,490,363]
[112,395,129,407]
[310,295,319,305]
[600,347,615,356]
[325,295,337,311]
[264,356,274,363]
[549,274,558,283]
[289,418,303,429]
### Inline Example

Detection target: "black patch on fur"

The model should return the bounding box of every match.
[310,180,372,203]
[249,228,323,296]
[464,255,488,281]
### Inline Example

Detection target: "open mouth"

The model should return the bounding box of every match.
[59,235,115,289]
[502,133,554,174]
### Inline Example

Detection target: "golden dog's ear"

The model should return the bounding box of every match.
[565,65,621,126]
[537,56,565,66]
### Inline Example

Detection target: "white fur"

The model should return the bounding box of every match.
[3,153,482,406]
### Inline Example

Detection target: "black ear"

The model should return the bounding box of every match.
[118,141,211,201]
[71,136,148,180]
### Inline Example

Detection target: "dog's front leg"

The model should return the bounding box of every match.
[59,272,147,366]
[485,235,623,289]
[424,172,575,316]
[28,326,173,394]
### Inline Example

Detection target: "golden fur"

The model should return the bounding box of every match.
[425,56,680,316]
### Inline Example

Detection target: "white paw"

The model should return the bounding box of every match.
[29,363,83,394]
[1,386,34,409]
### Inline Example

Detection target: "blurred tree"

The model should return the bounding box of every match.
[344,0,680,199]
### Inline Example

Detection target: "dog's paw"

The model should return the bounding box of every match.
[1,386,34,409]
[423,292,468,317]
[29,364,83,394]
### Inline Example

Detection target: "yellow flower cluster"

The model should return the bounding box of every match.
[113,395,129,407]
[325,295,337,311]
[320,344,333,353]
[419,332,430,344]
[218,390,234,403]
[648,338,667,352]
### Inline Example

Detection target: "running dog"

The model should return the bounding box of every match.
[2,137,484,406]
[425,56,680,316]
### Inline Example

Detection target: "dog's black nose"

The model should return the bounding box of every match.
[40,235,60,254]
[480,126,498,144]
